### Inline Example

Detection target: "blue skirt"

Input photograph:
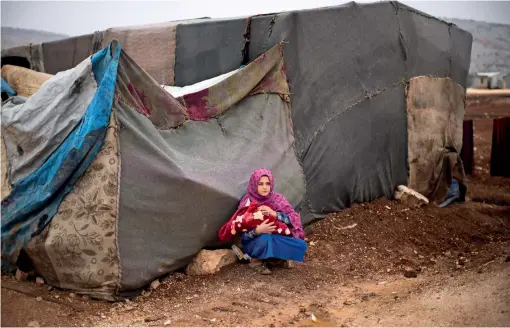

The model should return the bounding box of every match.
[241,234,307,262]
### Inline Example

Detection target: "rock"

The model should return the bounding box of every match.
[173,272,185,281]
[82,295,90,300]
[27,321,40,327]
[145,315,165,322]
[404,267,418,278]
[343,299,355,306]
[47,286,54,291]
[186,249,238,276]
[15,269,28,281]
[394,185,429,207]
[69,293,76,298]
[150,279,161,290]
[35,277,45,284]
[164,320,172,326]
[36,296,43,302]
[100,314,106,319]
[141,290,151,297]
[505,255,510,262]
[361,292,377,301]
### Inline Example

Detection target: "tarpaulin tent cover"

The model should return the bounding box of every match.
[2,41,306,298]
[1,1,472,299]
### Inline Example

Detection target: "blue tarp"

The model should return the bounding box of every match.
[1,78,17,97]
[1,43,121,264]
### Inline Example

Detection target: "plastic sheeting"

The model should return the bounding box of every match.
[2,60,96,184]
[174,18,247,86]
[1,43,120,264]
[243,2,472,217]
[42,34,95,75]
[115,43,305,291]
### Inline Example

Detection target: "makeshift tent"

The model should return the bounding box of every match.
[2,41,306,298]
[1,1,472,299]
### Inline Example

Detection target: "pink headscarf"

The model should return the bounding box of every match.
[238,168,305,239]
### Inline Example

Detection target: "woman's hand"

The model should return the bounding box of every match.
[258,205,277,218]
[255,219,276,235]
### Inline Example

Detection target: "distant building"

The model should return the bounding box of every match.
[467,72,508,89]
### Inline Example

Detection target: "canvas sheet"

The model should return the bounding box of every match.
[174,18,247,86]
[244,2,471,216]
[42,34,94,74]
[116,44,305,291]
[0,43,44,72]
[101,21,179,86]
[1,43,120,264]
[406,76,466,203]
[29,43,45,72]
[2,60,96,184]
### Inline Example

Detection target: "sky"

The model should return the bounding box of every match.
[2,0,510,37]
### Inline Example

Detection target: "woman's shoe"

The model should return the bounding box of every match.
[281,260,294,269]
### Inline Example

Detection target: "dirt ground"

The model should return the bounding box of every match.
[1,97,510,327]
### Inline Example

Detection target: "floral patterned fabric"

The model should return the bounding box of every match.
[24,109,121,298]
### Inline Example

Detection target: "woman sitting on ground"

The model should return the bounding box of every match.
[238,168,307,275]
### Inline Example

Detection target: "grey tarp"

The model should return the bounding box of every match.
[246,2,410,217]
[174,18,247,86]
[42,34,94,74]
[1,59,96,184]
[0,44,44,71]
[241,1,472,218]
[114,43,305,291]
[117,94,305,290]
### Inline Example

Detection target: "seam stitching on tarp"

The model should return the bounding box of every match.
[261,15,277,54]
[112,105,123,296]
[241,17,252,66]
[299,79,407,159]
[448,24,453,78]
[394,4,408,78]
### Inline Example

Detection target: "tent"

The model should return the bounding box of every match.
[1,1,471,299]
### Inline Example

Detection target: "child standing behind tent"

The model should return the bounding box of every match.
[236,168,307,275]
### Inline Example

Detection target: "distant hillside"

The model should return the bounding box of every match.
[444,18,510,74]
[1,27,68,50]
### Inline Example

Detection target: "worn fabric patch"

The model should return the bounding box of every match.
[406,76,466,202]
[25,110,121,298]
